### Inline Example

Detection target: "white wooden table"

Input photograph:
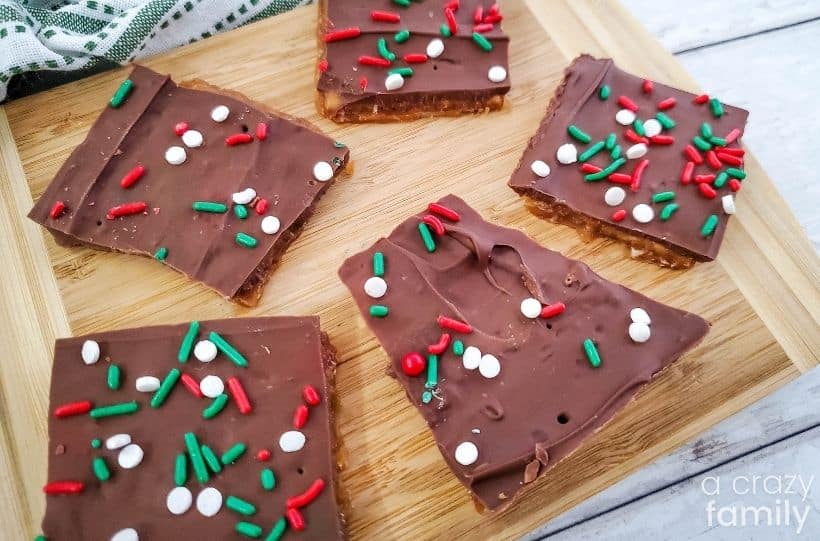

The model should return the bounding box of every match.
[527,1,820,538]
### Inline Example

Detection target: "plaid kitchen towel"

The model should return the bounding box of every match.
[0,0,311,101]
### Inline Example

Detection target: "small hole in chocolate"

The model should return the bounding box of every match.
[297,467,304,475]
[433,64,438,71]
[546,323,553,330]
[241,124,249,132]
[96,220,102,226]
[557,413,569,424]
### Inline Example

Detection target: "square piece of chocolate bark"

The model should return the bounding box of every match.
[317,0,511,122]
[41,317,345,540]
[28,65,349,305]
[509,55,749,268]
[338,195,708,511]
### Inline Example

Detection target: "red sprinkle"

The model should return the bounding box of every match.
[725,128,742,144]
[699,183,717,199]
[488,2,499,15]
[174,122,189,136]
[729,178,742,192]
[286,508,306,531]
[695,174,716,184]
[317,59,328,73]
[293,404,309,429]
[657,97,676,110]
[611,209,627,222]
[180,373,203,398]
[716,152,743,166]
[473,23,494,33]
[539,302,566,319]
[428,333,451,355]
[444,7,457,34]
[642,79,653,93]
[649,135,675,145]
[43,481,84,495]
[323,27,361,42]
[580,163,602,174]
[684,144,704,165]
[303,385,321,406]
[49,201,66,219]
[608,173,632,184]
[617,95,638,112]
[720,147,745,157]
[437,315,473,334]
[358,55,391,68]
[681,161,695,184]
[255,198,269,215]
[427,202,460,222]
[422,214,445,235]
[630,159,649,192]
[473,5,483,23]
[483,13,503,23]
[624,129,648,144]
[54,400,92,418]
[401,352,426,377]
[694,94,710,104]
[445,0,460,9]
[706,150,722,170]
[120,164,145,189]
[106,201,147,220]
[370,10,400,23]
[227,376,252,414]
[256,122,268,141]
[287,478,326,509]
[226,133,253,146]
[403,53,428,63]
[256,449,271,462]
[359,77,368,91]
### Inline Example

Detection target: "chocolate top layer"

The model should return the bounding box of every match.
[318,0,510,107]
[338,195,708,510]
[28,65,349,298]
[42,317,343,540]
[509,55,750,261]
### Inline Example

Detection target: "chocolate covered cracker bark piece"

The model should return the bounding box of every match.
[338,195,708,510]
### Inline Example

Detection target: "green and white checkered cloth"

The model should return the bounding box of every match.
[0,0,311,101]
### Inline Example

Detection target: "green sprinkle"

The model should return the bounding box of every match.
[34,536,47,541]
[604,133,617,150]
[660,203,679,221]
[377,37,395,62]
[709,98,724,118]
[389,67,413,77]
[656,112,675,129]
[174,453,188,486]
[394,29,410,43]
[151,368,180,408]
[92,456,111,481]
[154,247,168,261]
[192,201,228,213]
[236,522,263,538]
[392,0,410,6]
[91,438,101,449]
[632,118,645,137]
[701,214,719,237]
[260,468,276,491]
[209,331,249,367]
[700,122,713,139]
[227,495,257,516]
[109,79,133,108]
[692,135,712,151]
[567,125,591,144]
[369,305,389,318]
[107,364,121,390]
[471,32,492,51]
[598,85,610,100]
[425,354,438,389]
[440,24,451,37]
[652,191,675,203]
[373,251,385,277]
[265,517,287,541]
[201,444,223,474]
[235,232,258,248]
[584,158,626,181]
[418,223,436,252]
[578,141,605,162]
[221,442,247,465]
[178,320,200,362]
[234,204,248,219]
[726,167,746,180]
[583,338,601,368]
[610,145,622,160]
[714,171,729,188]
[421,390,433,404]
[89,401,139,419]
[333,140,346,148]
[184,432,210,483]
[452,339,464,356]
[708,136,727,147]
[203,393,229,419]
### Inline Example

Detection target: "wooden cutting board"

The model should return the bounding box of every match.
[1,1,817,539]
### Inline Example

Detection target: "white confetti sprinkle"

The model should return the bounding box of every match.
[232,188,256,205]
[722,194,736,215]
[135,376,160,393]
[199,375,224,398]
[313,161,333,182]
[632,203,654,223]
[181,130,203,148]
[196,487,223,517]
[81,340,100,365]
[385,73,405,91]
[364,276,388,298]
[615,109,636,125]
[118,443,144,469]
[478,354,501,379]
[279,430,306,453]
[261,216,281,235]
[194,340,217,363]
[454,441,478,466]
[426,38,444,58]
[604,186,626,207]
[556,143,577,165]
[167,486,193,515]
[210,105,230,122]
[487,65,507,83]
[629,322,651,343]
[520,298,541,319]
[105,434,131,450]
[471,428,481,434]
[462,346,481,370]
[530,160,550,178]
[165,146,186,165]
[630,307,651,325]
[110,528,139,541]
[643,118,662,137]
[626,143,648,159]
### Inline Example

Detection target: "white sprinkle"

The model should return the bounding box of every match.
[279,430,306,452]
[630,307,651,325]
[118,443,144,469]
[629,322,651,343]
[643,119,662,137]
[232,188,256,205]
[471,428,481,434]
[478,354,501,378]
[105,434,131,450]
[487,65,507,83]
[615,109,636,125]
[363,276,388,298]
[626,143,648,159]
[81,340,100,365]
[722,194,736,215]
[530,160,550,178]
[165,146,186,165]
[210,105,230,122]
[110,528,139,541]
[426,38,444,58]
[454,441,478,466]
[135,376,160,393]
[520,298,541,319]
[261,216,281,235]
[556,143,578,165]
[604,187,626,207]
[166,486,193,515]
[199,375,224,398]
[196,487,223,517]
[462,346,481,370]
[313,161,333,182]
[385,73,405,91]
[181,130,203,148]
[193,340,217,363]
[632,203,654,223]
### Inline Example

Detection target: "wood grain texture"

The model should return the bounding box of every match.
[0,1,817,539]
